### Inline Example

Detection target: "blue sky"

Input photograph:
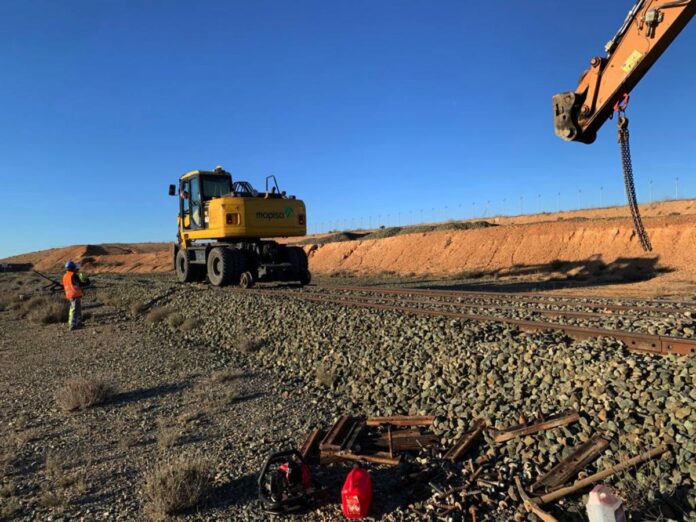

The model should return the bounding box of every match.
[1,1,694,258]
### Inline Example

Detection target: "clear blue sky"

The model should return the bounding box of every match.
[1,1,694,258]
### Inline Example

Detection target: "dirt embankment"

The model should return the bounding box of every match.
[2,200,695,287]
[1,243,172,274]
[305,214,696,281]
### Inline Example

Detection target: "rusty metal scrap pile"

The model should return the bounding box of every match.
[299,411,668,521]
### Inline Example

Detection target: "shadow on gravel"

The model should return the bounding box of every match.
[420,255,672,293]
[232,392,265,405]
[110,382,190,407]
[204,473,258,512]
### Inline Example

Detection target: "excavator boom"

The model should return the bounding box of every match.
[553,0,695,144]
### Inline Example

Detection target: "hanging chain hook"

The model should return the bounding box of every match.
[615,93,652,252]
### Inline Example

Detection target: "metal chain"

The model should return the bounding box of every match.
[617,115,653,252]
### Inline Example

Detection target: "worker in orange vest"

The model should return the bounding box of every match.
[63,261,85,330]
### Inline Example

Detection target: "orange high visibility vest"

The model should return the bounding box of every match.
[63,271,83,299]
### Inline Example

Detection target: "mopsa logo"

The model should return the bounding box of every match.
[256,210,291,220]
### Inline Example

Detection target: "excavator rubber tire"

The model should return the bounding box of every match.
[207,247,244,287]
[285,246,310,284]
[175,249,203,283]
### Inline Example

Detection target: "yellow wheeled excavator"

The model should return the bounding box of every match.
[553,0,695,251]
[168,166,311,288]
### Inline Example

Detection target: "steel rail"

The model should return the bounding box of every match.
[303,288,686,320]
[309,284,691,316]
[244,288,696,356]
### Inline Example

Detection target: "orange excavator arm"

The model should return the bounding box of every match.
[553,0,695,144]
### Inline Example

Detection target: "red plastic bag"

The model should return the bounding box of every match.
[341,466,372,519]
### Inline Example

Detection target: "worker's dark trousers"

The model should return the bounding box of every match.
[68,298,82,330]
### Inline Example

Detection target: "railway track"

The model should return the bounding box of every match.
[241,284,696,356]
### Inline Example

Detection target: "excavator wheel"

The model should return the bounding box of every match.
[285,246,310,285]
[207,247,244,287]
[207,247,241,286]
[175,249,204,283]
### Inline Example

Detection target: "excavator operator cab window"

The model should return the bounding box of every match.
[201,175,232,201]
[180,177,204,230]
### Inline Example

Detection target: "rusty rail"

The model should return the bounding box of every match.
[310,284,689,316]
[313,284,695,310]
[248,289,696,356]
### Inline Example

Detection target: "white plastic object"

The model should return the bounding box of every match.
[586,485,627,522]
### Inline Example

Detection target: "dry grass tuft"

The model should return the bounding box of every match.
[118,433,139,451]
[129,301,148,315]
[315,364,336,388]
[19,296,69,324]
[146,307,171,324]
[157,424,182,452]
[237,335,265,354]
[0,440,20,471]
[0,482,17,498]
[0,496,21,517]
[193,386,240,415]
[143,455,212,520]
[203,369,242,386]
[55,377,115,411]
[167,313,185,329]
[38,489,66,509]
[179,318,198,332]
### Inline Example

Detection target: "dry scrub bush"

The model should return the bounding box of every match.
[0,293,22,311]
[0,496,21,518]
[167,313,185,328]
[146,307,171,324]
[0,440,20,471]
[55,377,115,411]
[203,369,241,385]
[129,301,147,315]
[119,433,139,451]
[0,483,17,498]
[38,489,66,509]
[237,336,264,354]
[19,296,69,324]
[143,455,212,520]
[179,318,198,332]
[157,426,182,452]
[315,364,336,388]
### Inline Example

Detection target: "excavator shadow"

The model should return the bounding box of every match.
[422,255,672,293]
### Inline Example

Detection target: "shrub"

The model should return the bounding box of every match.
[146,307,171,324]
[28,301,69,324]
[143,455,212,520]
[129,301,147,315]
[157,426,182,452]
[55,378,115,411]
[179,318,198,332]
[315,364,336,388]
[16,296,69,324]
[167,313,185,328]
[204,369,241,385]
[38,490,65,509]
[0,496,20,518]
[238,336,264,354]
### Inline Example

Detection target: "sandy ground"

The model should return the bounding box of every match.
[3,200,695,298]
